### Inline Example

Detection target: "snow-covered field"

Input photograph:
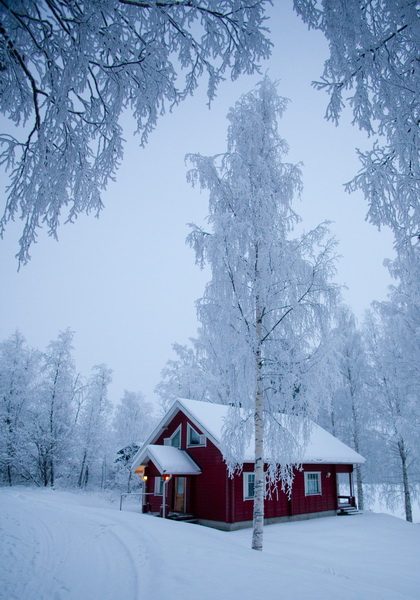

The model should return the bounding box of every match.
[1,488,419,600]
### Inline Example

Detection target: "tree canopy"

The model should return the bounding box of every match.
[0,0,271,263]
[294,0,420,254]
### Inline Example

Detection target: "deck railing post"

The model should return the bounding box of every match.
[163,480,167,519]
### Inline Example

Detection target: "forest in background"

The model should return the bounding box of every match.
[0,328,156,494]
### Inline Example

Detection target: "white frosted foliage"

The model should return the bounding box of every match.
[185,78,340,549]
[0,0,271,263]
[294,0,420,252]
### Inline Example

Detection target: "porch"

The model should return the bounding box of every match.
[336,470,361,515]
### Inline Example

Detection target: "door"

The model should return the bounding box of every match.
[174,477,185,513]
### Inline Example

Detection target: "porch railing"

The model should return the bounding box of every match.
[120,492,154,511]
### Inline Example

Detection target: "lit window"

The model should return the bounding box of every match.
[187,424,206,447]
[304,472,322,496]
[243,472,255,500]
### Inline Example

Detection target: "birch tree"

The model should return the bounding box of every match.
[156,339,230,412]
[328,306,369,509]
[294,0,420,253]
[31,328,79,486]
[364,259,419,522]
[77,364,113,488]
[113,390,155,491]
[0,0,271,264]
[0,331,41,485]
[186,78,339,550]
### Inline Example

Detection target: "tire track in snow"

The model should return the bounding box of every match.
[1,492,71,600]
[0,490,155,600]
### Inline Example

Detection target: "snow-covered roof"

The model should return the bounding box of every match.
[176,398,365,465]
[132,444,201,475]
[131,398,365,472]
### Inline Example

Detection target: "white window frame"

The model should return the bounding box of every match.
[163,424,182,448]
[304,471,322,496]
[243,472,255,501]
[186,423,206,448]
[154,476,164,496]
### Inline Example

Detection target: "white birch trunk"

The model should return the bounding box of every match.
[351,395,364,510]
[252,304,264,551]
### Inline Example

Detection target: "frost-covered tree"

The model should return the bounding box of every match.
[76,364,113,488]
[186,78,339,550]
[113,390,155,448]
[294,0,420,252]
[0,331,41,485]
[0,0,271,264]
[364,266,419,522]
[30,328,79,486]
[156,340,224,412]
[326,306,369,509]
[113,390,156,491]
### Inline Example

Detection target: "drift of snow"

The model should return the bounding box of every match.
[1,488,419,600]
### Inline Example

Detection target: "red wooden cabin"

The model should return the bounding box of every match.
[131,398,364,530]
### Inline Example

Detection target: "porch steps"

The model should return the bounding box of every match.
[337,504,362,516]
[167,512,198,524]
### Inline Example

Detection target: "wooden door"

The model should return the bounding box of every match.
[174,477,185,513]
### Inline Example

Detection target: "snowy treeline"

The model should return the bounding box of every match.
[0,329,156,491]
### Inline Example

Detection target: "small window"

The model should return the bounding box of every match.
[187,424,206,447]
[243,472,255,500]
[304,472,322,496]
[154,476,164,496]
[163,425,182,448]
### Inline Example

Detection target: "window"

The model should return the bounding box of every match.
[187,424,206,447]
[163,425,181,448]
[243,472,255,500]
[154,476,164,496]
[304,472,322,496]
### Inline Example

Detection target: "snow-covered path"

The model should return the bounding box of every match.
[0,489,152,599]
[1,488,419,600]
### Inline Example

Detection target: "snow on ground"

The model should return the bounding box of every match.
[0,488,419,600]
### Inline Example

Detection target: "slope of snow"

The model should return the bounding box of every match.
[1,487,419,600]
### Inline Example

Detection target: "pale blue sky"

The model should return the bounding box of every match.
[0,3,394,407]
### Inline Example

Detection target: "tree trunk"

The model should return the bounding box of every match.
[252,304,264,551]
[83,465,89,488]
[101,457,107,491]
[78,450,87,488]
[252,376,264,551]
[330,405,337,437]
[7,464,13,486]
[398,438,412,522]
[41,456,49,487]
[49,453,55,487]
[349,373,364,510]
[355,464,364,510]
[351,411,364,510]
